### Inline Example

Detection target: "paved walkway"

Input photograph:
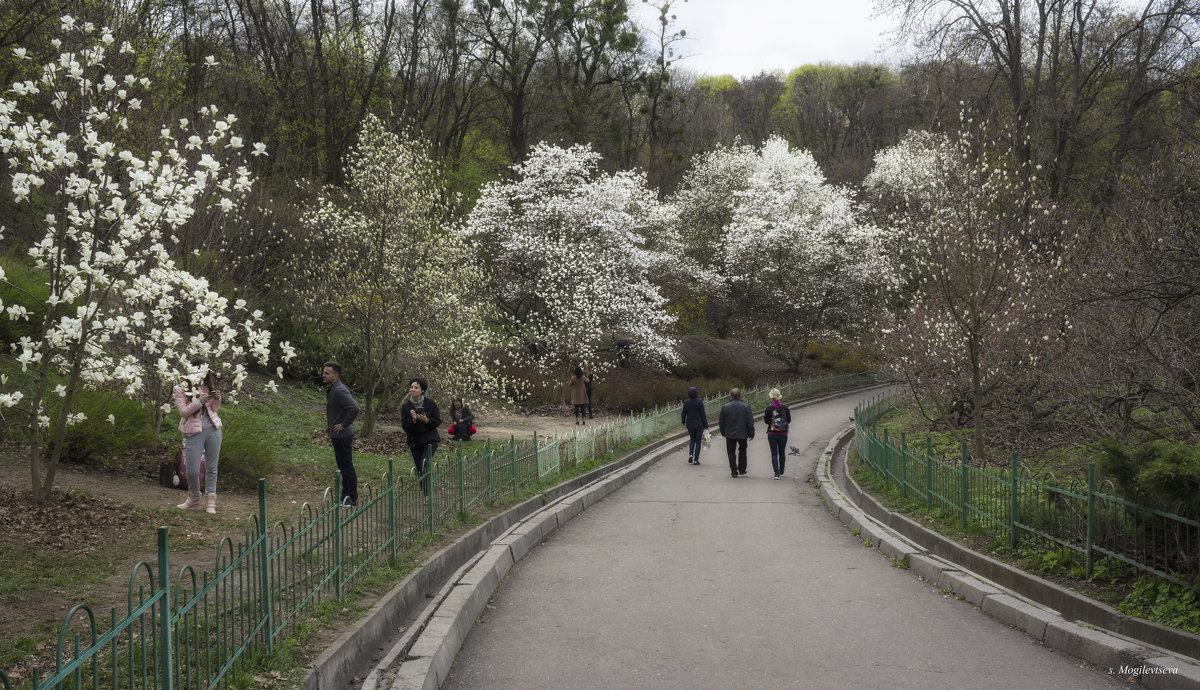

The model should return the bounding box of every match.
[442,390,1126,689]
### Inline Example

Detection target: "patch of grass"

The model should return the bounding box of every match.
[0,544,128,603]
[891,555,911,569]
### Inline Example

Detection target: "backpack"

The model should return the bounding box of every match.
[769,406,789,433]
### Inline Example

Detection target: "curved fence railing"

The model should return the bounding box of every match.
[11,370,879,689]
[854,394,1200,594]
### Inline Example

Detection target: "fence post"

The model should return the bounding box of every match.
[485,444,493,503]
[900,432,908,499]
[883,428,890,485]
[425,446,434,534]
[960,442,969,531]
[1009,452,1018,548]
[533,431,539,477]
[388,456,396,564]
[156,526,174,690]
[510,435,517,484]
[258,479,274,653]
[1086,462,1095,579]
[925,437,933,510]
[511,434,518,496]
[457,444,465,516]
[334,470,343,599]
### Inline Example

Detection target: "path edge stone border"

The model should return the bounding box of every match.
[816,425,1200,689]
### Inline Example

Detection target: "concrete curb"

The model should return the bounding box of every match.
[302,431,680,690]
[815,426,1200,688]
[373,458,656,690]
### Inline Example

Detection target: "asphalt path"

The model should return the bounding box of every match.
[443,389,1127,689]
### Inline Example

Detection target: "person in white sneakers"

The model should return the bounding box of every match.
[174,359,223,514]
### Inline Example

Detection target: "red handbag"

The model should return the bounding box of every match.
[176,446,207,491]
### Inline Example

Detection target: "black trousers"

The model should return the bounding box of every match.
[726,438,748,475]
[410,443,438,495]
[332,436,357,503]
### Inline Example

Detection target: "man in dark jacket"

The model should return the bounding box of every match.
[681,387,709,465]
[323,361,361,507]
[718,388,755,478]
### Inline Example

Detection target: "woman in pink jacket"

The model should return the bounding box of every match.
[173,360,223,513]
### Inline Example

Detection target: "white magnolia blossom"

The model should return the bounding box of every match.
[290,114,496,427]
[667,137,890,363]
[465,143,678,375]
[865,127,1073,452]
[0,18,292,498]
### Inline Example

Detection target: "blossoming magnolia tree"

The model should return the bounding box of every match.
[663,137,888,366]
[864,128,1074,463]
[288,114,496,434]
[0,17,291,502]
[662,142,759,337]
[721,137,890,369]
[466,143,678,378]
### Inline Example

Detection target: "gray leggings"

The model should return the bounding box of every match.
[184,426,222,496]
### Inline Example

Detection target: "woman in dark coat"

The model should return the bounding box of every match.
[681,386,709,465]
[583,364,595,419]
[568,366,589,425]
[447,398,475,441]
[400,378,441,495]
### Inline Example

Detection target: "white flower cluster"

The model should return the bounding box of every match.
[865,127,1073,416]
[0,19,291,424]
[289,114,498,409]
[465,143,679,375]
[661,136,891,361]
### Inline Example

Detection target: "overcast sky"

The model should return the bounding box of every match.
[632,0,903,78]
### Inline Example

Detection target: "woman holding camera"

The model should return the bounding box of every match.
[401,378,441,496]
[173,360,223,514]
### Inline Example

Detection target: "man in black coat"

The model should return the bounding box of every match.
[718,388,755,478]
[323,361,361,507]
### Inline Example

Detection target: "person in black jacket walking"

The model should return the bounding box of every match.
[323,361,360,508]
[718,388,755,478]
[681,387,709,465]
[400,378,441,496]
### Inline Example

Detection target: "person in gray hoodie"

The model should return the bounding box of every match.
[323,361,360,508]
[681,387,709,465]
[718,388,755,478]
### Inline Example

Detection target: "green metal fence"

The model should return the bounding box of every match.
[855,394,1200,592]
[12,370,877,689]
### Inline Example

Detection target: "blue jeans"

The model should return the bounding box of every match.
[686,427,704,461]
[184,426,221,496]
[767,435,787,476]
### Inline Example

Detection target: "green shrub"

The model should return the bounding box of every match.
[1099,438,1200,512]
[1118,577,1200,635]
[44,389,157,467]
[807,341,871,372]
[0,252,48,345]
[213,409,280,490]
